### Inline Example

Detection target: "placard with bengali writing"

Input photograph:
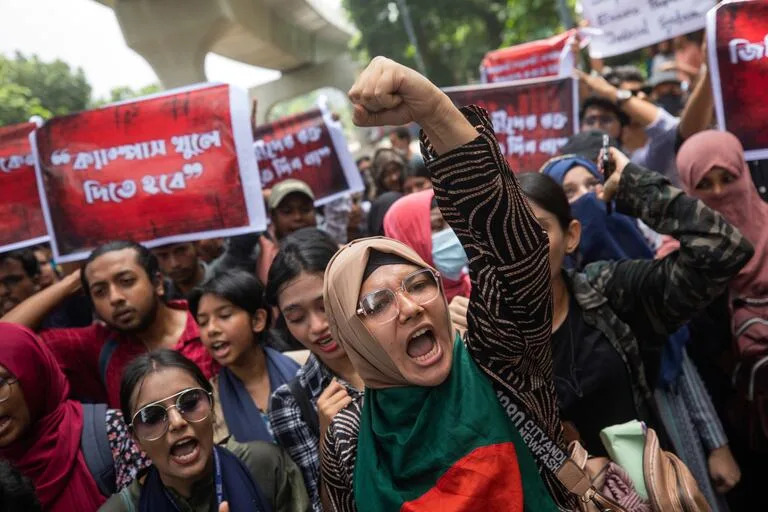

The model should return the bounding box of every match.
[444,77,579,173]
[708,0,768,161]
[253,107,364,206]
[481,30,576,84]
[582,0,715,59]
[32,83,266,262]
[0,122,49,253]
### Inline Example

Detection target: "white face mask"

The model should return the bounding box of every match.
[431,228,468,280]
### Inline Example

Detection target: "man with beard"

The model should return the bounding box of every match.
[152,242,208,299]
[0,241,215,407]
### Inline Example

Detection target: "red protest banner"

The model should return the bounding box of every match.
[32,83,266,262]
[0,122,49,253]
[253,107,363,205]
[444,77,579,173]
[708,0,768,161]
[481,30,576,84]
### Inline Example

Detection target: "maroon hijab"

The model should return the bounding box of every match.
[677,130,768,298]
[0,323,105,512]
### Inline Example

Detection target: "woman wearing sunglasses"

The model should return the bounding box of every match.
[0,322,151,512]
[100,349,310,512]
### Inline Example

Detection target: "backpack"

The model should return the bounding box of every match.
[730,297,768,452]
[98,338,119,386]
[80,402,116,497]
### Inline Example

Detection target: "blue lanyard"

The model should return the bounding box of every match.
[162,448,224,510]
[213,447,224,506]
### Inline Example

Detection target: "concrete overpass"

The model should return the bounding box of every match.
[95,0,360,122]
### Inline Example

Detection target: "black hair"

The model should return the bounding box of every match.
[0,460,42,512]
[120,349,212,425]
[518,173,573,230]
[0,250,40,278]
[80,240,159,292]
[604,65,646,87]
[355,155,371,166]
[187,268,272,343]
[392,126,411,141]
[407,157,429,179]
[265,227,339,307]
[580,96,630,127]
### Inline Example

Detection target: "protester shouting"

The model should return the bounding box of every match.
[265,228,366,512]
[383,189,471,302]
[189,269,300,443]
[519,167,741,510]
[320,56,575,511]
[0,241,215,407]
[99,349,309,511]
[0,323,153,512]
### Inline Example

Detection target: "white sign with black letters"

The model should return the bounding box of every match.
[581,0,715,58]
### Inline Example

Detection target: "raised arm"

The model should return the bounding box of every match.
[588,148,754,337]
[678,65,714,140]
[348,58,564,492]
[0,270,81,329]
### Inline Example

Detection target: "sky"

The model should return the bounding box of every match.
[0,0,347,100]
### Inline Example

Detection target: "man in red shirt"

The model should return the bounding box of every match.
[0,240,215,407]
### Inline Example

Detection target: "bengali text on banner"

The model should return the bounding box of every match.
[31,83,266,263]
[0,121,49,253]
[253,105,364,206]
[708,0,768,161]
[444,77,579,173]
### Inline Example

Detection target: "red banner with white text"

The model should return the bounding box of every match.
[32,83,266,262]
[481,30,576,84]
[0,122,49,253]
[253,107,363,206]
[708,0,768,161]
[445,77,579,173]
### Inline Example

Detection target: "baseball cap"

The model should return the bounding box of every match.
[649,69,681,89]
[268,179,315,210]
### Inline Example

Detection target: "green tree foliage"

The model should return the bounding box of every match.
[342,0,577,87]
[91,83,163,107]
[502,0,575,47]
[0,52,91,124]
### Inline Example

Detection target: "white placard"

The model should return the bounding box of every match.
[582,0,715,59]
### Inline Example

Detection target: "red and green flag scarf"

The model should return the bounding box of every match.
[353,335,559,511]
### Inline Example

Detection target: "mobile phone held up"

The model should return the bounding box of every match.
[600,134,616,214]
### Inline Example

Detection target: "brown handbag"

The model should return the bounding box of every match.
[643,428,711,512]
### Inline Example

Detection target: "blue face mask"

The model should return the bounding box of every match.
[431,228,468,280]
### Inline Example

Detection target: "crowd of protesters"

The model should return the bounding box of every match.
[1,23,766,512]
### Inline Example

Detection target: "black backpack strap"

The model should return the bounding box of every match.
[80,403,116,497]
[98,338,119,385]
[288,377,320,439]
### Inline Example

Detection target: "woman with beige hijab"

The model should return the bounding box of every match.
[319,57,581,512]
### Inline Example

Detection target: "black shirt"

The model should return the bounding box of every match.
[551,297,638,456]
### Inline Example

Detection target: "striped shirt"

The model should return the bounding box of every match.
[321,106,574,511]
[270,354,362,512]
